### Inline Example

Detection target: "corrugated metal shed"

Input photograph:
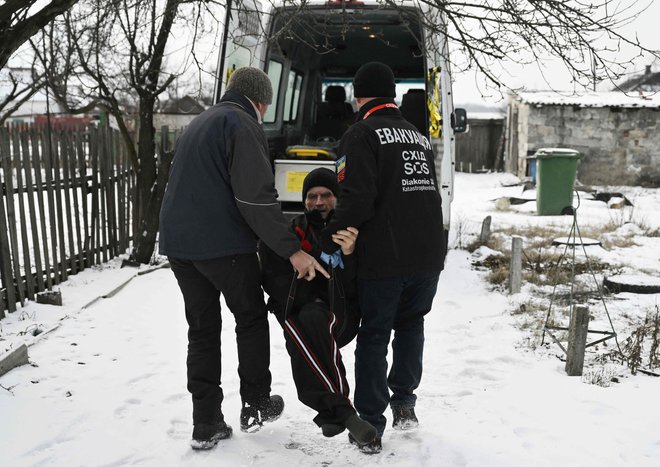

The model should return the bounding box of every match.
[516,91,660,108]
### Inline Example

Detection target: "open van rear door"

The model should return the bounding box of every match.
[214,0,461,240]
[213,0,268,103]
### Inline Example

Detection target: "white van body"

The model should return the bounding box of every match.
[214,0,463,237]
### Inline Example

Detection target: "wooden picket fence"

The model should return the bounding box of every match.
[0,122,136,317]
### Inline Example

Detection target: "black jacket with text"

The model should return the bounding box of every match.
[320,98,446,279]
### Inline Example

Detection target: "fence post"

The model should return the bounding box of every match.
[479,215,492,244]
[565,305,590,376]
[509,236,522,294]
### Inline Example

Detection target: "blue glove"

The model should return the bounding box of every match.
[320,250,344,269]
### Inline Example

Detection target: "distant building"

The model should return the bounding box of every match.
[1,68,108,128]
[614,65,660,93]
[506,91,660,187]
[154,96,206,130]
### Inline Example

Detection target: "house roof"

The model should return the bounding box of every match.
[160,96,205,114]
[515,91,660,109]
[614,65,660,93]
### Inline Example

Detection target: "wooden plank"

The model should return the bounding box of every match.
[0,343,29,377]
[41,128,61,285]
[1,133,26,305]
[508,236,523,294]
[117,130,127,252]
[50,129,68,280]
[76,128,91,268]
[60,132,77,275]
[13,128,35,300]
[21,128,45,292]
[32,128,53,290]
[0,128,17,313]
[0,289,6,318]
[90,126,101,265]
[99,125,108,263]
[566,305,590,376]
[36,290,62,306]
[105,129,117,258]
[127,138,135,252]
[70,129,84,271]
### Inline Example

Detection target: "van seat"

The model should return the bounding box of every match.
[308,85,354,145]
[400,89,427,136]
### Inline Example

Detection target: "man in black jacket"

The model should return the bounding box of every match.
[260,168,377,446]
[321,62,446,454]
[159,67,328,450]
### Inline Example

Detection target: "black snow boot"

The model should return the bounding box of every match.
[349,432,382,454]
[321,423,345,437]
[190,421,233,450]
[240,394,284,432]
[344,414,378,445]
[392,406,419,430]
[322,414,377,442]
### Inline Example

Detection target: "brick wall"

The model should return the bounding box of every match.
[511,102,660,187]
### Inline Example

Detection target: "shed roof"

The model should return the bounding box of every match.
[516,91,660,109]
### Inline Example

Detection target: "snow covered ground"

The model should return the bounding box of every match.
[1,172,660,467]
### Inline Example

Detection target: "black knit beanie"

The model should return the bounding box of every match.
[353,61,396,98]
[302,168,338,202]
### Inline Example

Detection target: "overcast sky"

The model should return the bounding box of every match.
[452,1,660,105]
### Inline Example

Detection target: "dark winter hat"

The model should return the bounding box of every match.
[302,168,338,202]
[353,61,396,98]
[226,67,273,105]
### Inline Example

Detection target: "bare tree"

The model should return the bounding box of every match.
[428,0,659,93]
[0,61,46,125]
[0,0,81,71]
[263,1,658,94]
[38,0,222,264]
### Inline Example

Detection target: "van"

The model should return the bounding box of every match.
[214,0,466,239]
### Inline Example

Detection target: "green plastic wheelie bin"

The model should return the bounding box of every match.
[533,148,582,216]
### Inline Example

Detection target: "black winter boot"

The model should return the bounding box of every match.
[190,421,233,450]
[240,395,284,432]
[349,433,382,454]
[392,406,418,430]
[344,414,377,445]
[321,423,345,437]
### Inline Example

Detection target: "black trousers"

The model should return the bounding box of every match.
[354,271,440,435]
[278,301,358,426]
[169,254,272,425]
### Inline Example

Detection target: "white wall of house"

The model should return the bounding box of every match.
[153,113,196,130]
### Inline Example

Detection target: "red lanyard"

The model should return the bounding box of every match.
[362,103,399,120]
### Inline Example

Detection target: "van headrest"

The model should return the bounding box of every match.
[401,89,427,136]
[325,86,347,103]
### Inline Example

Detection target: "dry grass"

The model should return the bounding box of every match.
[644,228,660,237]
[475,242,613,288]
[496,225,565,242]
[466,234,505,253]
[601,237,638,249]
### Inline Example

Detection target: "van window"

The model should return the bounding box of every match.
[264,60,283,123]
[321,80,424,107]
[284,70,303,122]
[223,45,253,85]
